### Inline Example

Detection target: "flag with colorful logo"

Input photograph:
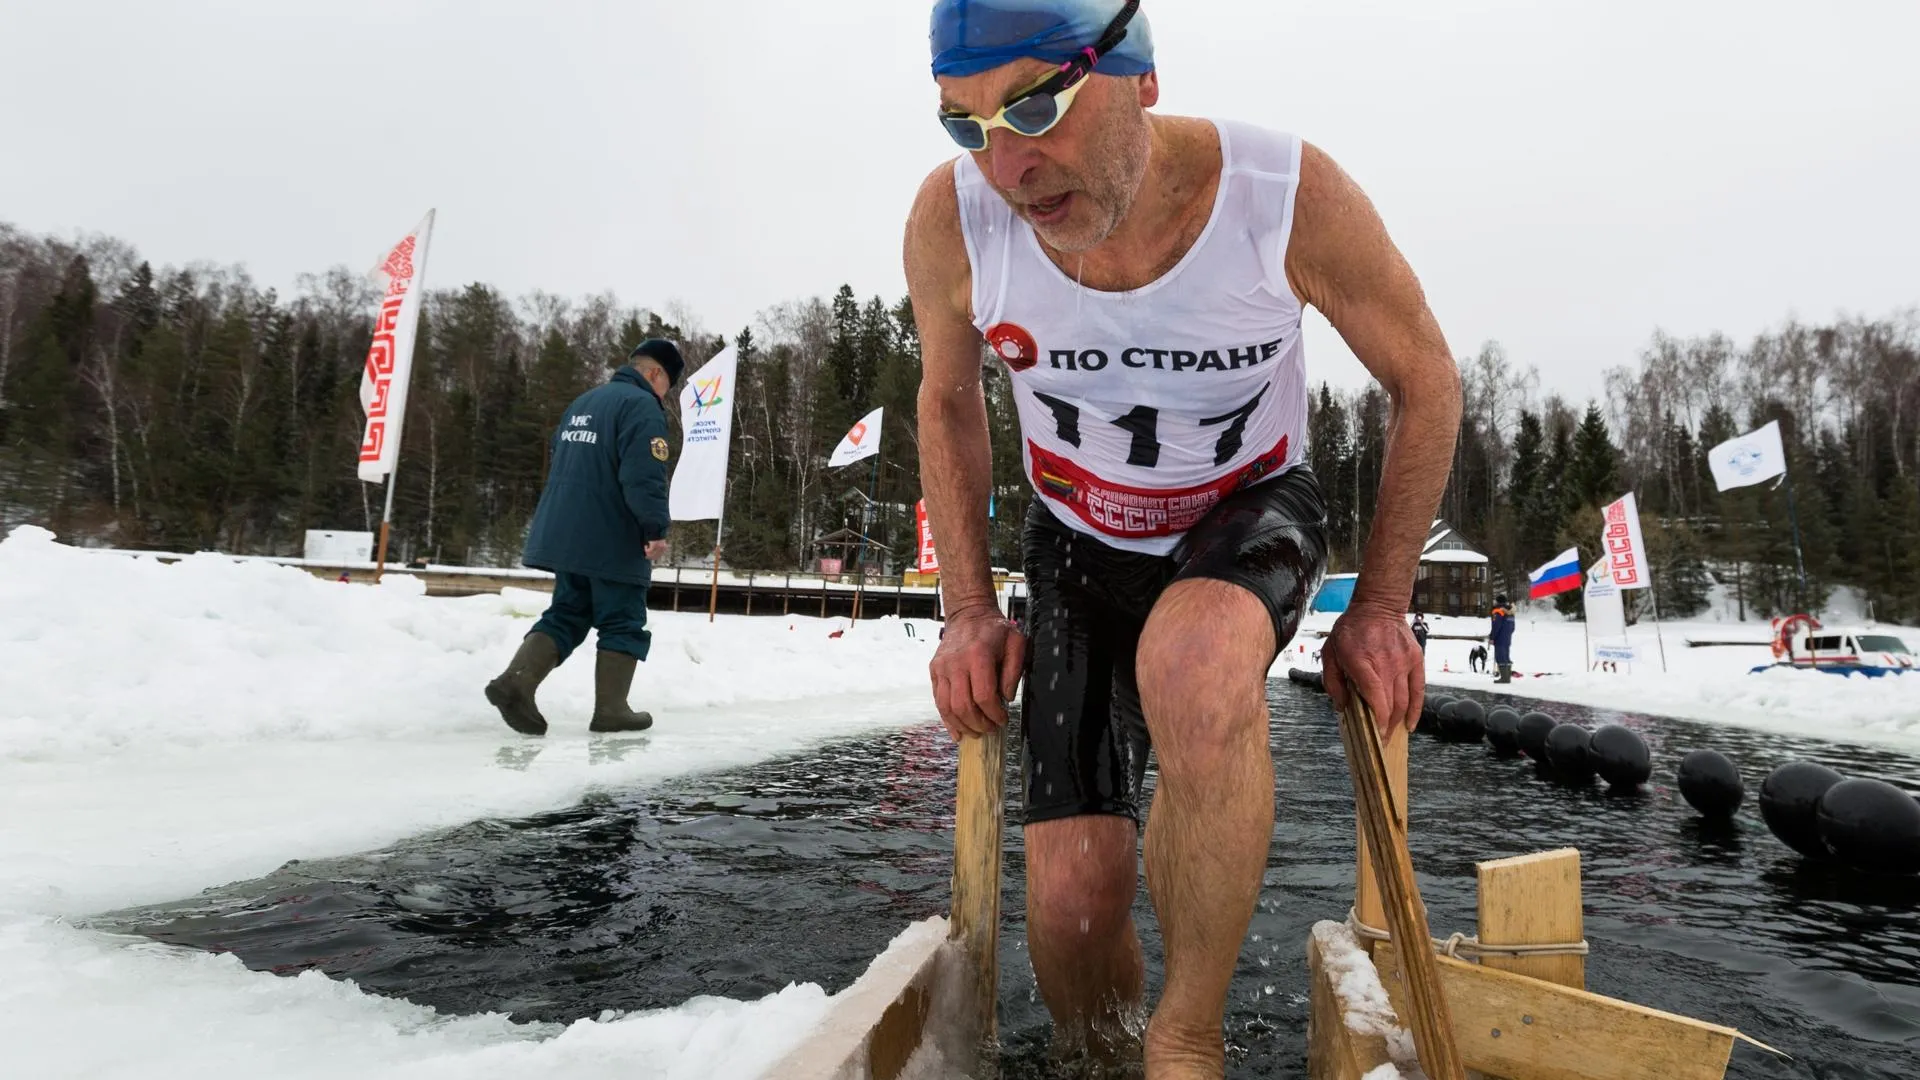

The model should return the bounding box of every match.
[669,344,738,521]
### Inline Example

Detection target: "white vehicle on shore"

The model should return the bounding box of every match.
[1764,614,1916,677]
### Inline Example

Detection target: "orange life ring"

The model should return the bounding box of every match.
[1772,613,1821,661]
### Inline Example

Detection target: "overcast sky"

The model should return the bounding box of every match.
[2,0,1915,401]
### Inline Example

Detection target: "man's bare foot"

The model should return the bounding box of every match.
[1142,1017,1224,1079]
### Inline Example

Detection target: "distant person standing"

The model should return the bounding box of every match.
[484,339,683,736]
[1410,612,1429,654]
[1489,593,1515,683]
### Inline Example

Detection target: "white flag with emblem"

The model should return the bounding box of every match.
[669,345,738,521]
[1707,419,1788,492]
[829,407,884,468]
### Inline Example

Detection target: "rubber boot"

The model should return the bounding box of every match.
[589,650,654,733]
[485,632,559,736]
[1497,662,1513,684]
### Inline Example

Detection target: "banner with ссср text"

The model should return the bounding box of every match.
[1600,492,1650,592]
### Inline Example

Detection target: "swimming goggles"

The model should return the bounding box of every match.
[937,0,1140,151]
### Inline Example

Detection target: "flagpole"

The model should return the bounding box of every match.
[854,450,879,624]
[373,471,399,583]
[708,479,727,624]
[1583,589,1592,671]
[1648,587,1669,673]
[1780,469,1809,614]
[371,209,435,584]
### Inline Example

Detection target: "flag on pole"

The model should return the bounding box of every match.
[914,498,940,573]
[1528,547,1583,599]
[357,211,435,482]
[1601,492,1651,591]
[829,407,884,467]
[1582,561,1627,639]
[669,345,738,521]
[1707,419,1788,492]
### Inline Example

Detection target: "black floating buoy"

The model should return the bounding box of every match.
[1484,707,1522,757]
[1448,698,1487,744]
[1589,725,1652,789]
[1759,762,1845,859]
[1676,750,1744,818]
[1816,779,1920,876]
[1309,670,1327,694]
[1421,696,1454,737]
[1518,712,1558,761]
[1545,723,1595,781]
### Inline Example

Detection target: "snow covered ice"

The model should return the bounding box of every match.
[0,524,941,1079]
[6,520,1915,1077]
[1282,599,1920,753]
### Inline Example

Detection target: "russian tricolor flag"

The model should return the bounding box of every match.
[1529,547,1583,599]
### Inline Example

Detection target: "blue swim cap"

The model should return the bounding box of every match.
[930,0,1155,79]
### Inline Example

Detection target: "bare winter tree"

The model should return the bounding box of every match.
[80,339,123,512]
[0,270,16,412]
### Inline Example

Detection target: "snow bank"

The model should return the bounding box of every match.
[0,913,834,1080]
[0,525,946,1080]
[1310,921,1416,1076]
[0,525,937,760]
[1311,922,1409,1049]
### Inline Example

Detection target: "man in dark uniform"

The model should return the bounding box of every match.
[484,339,682,736]
[1489,593,1516,683]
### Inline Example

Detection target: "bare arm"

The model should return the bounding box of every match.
[905,160,1025,738]
[1286,140,1461,730]
[905,162,997,619]
[1286,140,1461,617]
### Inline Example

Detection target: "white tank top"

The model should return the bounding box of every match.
[955,119,1310,555]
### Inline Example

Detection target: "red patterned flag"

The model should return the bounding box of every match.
[915,499,940,573]
[358,210,436,483]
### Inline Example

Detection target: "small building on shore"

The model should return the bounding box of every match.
[1414,519,1490,616]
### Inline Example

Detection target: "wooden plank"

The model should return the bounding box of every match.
[1375,945,1738,1080]
[1337,691,1467,1080]
[1306,931,1400,1080]
[1477,849,1585,989]
[1354,720,1410,942]
[950,729,1005,1067]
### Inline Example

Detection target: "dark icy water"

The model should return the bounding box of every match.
[103,683,1920,1078]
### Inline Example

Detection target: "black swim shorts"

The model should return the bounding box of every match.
[1017,465,1329,825]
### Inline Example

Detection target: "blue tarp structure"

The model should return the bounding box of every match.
[1310,573,1357,614]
